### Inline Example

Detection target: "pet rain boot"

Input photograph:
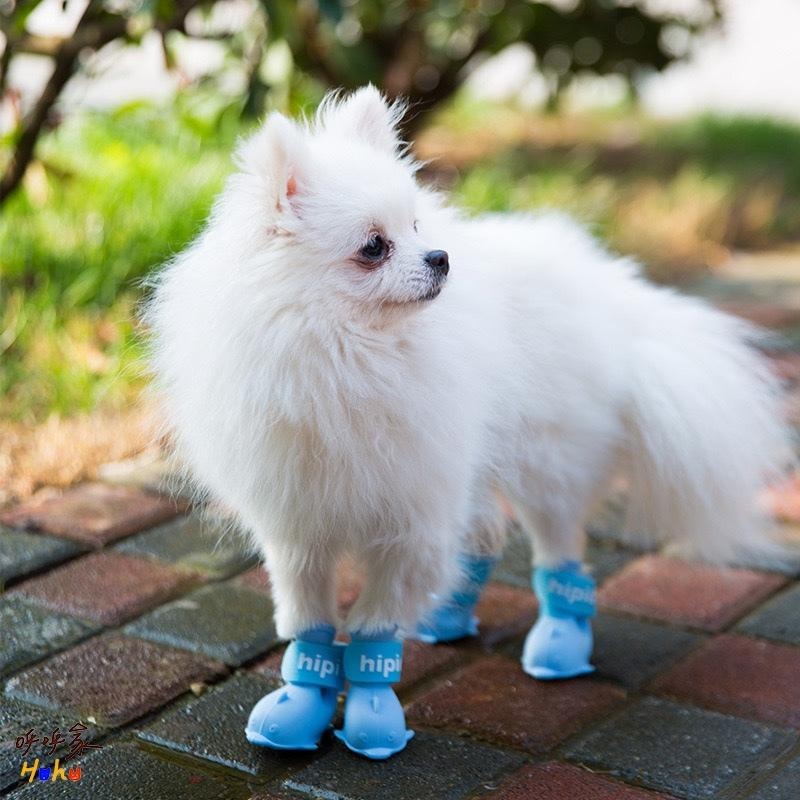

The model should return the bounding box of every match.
[522,560,596,680]
[415,554,496,643]
[246,624,343,750]
[334,630,414,760]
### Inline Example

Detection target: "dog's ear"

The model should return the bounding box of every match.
[321,85,405,154]
[235,112,308,215]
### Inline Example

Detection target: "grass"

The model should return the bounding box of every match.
[1,103,239,423]
[2,97,800,499]
[419,102,800,281]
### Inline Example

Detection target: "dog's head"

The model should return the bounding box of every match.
[229,86,448,311]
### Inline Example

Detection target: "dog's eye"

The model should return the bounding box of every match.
[361,234,388,261]
[413,220,419,233]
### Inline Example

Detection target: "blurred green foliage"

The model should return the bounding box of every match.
[444,111,800,258]
[1,0,719,206]
[0,102,237,420]
[257,0,717,120]
[2,98,799,422]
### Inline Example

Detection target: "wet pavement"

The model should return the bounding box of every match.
[1,282,800,799]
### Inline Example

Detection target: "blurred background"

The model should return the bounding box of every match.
[1,0,799,505]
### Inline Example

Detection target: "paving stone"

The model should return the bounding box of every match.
[586,537,640,584]
[249,645,286,681]
[137,673,302,778]
[738,583,800,645]
[475,583,538,646]
[488,761,678,800]
[565,696,796,799]
[5,633,227,728]
[592,612,703,689]
[748,753,800,800]
[0,530,80,587]
[651,633,800,727]
[396,640,463,694]
[0,597,97,679]
[729,528,800,576]
[406,655,625,753]
[9,551,197,626]
[116,515,257,579]
[8,742,250,799]
[0,695,98,791]
[283,730,524,800]
[598,555,787,631]
[492,531,532,589]
[124,581,278,666]
[248,793,290,800]
[0,483,184,547]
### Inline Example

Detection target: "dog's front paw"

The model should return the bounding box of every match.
[245,684,337,750]
[334,631,413,760]
[335,685,414,760]
[246,683,339,750]
[246,628,343,751]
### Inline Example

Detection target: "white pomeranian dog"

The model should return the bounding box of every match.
[148,86,790,760]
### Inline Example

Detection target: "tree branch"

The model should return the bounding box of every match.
[0,0,202,208]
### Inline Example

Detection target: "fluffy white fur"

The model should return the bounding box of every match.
[147,86,791,639]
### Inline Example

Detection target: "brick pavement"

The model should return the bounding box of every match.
[0,479,798,800]
[3,292,800,800]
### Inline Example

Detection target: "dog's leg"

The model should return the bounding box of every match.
[416,484,506,643]
[266,543,337,640]
[336,537,452,759]
[246,543,341,751]
[510,485,598,681]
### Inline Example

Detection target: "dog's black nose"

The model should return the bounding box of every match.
[425,250,449,275]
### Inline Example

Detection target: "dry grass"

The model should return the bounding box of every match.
[0,404,157,507]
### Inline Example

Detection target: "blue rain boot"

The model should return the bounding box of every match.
[522,560,596,680]
[334,630,414,760]
[246,624,343,750]
[415,554,497,643]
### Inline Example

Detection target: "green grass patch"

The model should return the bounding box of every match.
[3,99,800,422]
[1,103,239,422]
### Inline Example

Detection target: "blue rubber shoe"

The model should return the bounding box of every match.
[246,625,343,750]
[522,561,596,681]
[415,554,496,643]
[334,631,414,760]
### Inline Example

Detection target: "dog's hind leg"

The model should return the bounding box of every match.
[415,482,506,643]
[246,541,342,752]
[512,491,597,680]
[506,441,614,681]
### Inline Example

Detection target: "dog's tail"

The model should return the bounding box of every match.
[622,287,792,565]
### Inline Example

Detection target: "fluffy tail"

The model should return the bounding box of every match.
[623,288,793,566]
